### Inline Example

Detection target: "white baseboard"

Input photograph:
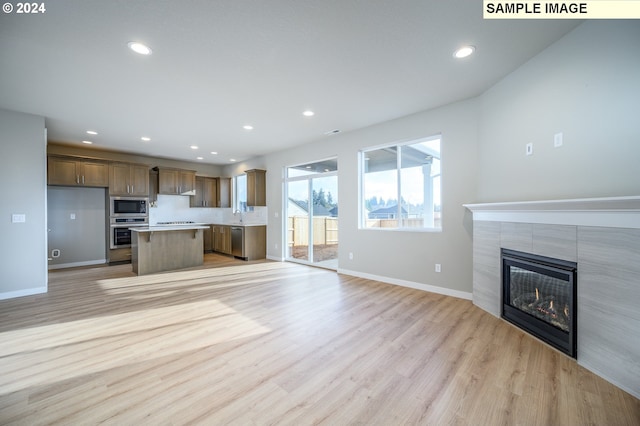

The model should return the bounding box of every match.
[337,268,472,301]
[266,255,284,262]
[578,360,640,400]
[0,286,47,300]
[48,259,107,270]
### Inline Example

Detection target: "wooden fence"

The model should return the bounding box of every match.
[287,216,338,247]
[365,215,442,229]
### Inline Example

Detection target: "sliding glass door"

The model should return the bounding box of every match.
[286,179,310,262]
[285,159,338,269]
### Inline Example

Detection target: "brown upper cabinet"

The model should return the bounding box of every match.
[48,156,109,187]
[191,176,217,207]
[109,163,149,196]
[148,169,158,204]
[156,167,196,195]
[191,176,231,208]
[246,169,266,206]
[218,177,231,208]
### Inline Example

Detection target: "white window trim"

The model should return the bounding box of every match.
[359,135,442,232]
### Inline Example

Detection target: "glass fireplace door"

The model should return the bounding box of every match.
[502,249,577,358]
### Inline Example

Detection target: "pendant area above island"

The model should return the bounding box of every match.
[130,225,210,275]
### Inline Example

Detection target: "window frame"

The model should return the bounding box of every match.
[233,173,247,212]
[359,135,442,232]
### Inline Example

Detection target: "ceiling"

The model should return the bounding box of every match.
[0,1,581,165]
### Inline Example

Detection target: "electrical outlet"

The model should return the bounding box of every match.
[11,214,26,223]
[435,263,441,273]
[70,213,76,220]
[349,252,354,260]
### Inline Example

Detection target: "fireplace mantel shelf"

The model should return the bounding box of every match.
[464,196,640,229]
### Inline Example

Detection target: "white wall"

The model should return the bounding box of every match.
[478,21,640,202]
[226,97,479,297]
[47,186,106,269]
[0,108,47,299]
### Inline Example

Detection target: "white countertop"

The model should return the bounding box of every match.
[147,222,266,228]
[131,225,210,232]
[217,223,266,227]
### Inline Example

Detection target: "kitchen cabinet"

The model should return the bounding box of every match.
[149,169,158,204]
[109,162,149,196]
[48,156,109,187]
[246,169,266,206]
[217,177,231,208]
[213,225,232,255]
[203,225,213,252]
[156,167,196,195]
[191,176,217,207]
[240,225,267,260]
[131,226,207,275]
[216,224,266,260]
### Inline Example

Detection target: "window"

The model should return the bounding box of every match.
[234,174,247,211]
[361,136,441,230]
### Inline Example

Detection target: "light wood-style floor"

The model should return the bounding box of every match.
[1,254,638,425]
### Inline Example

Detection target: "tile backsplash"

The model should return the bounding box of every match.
[149,194,267,225]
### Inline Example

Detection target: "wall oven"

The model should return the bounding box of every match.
[110,217,148,249]
[110,196,148,217]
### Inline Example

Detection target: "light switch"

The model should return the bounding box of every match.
[526,143,533,156]
[12,214,26,223]
[554,132,563,147]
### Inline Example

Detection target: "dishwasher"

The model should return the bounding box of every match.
[231,227,244,258]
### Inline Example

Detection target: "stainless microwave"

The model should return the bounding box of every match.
[110,197,149,217]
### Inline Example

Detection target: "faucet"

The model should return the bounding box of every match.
[234,209,244,223]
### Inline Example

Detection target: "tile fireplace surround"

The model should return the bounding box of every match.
[464,196,640,399]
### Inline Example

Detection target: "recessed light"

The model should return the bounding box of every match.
[141,136,151,142]
[210,151,218,155]
[325,129,341,135]
[82,140,93,145]
[243,125,254,130]
[303,110,315,117]
[86,130,98,135]
[190,145,198,150]
[196,157,204,160]
[128,41,152,55]
[454,45,475,59]
[229,158,237,162]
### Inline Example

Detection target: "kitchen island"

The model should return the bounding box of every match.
[131,225,209,275]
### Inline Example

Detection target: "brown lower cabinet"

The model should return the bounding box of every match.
[238,226,267,261]
[212,225,232,255]
[209,224,266,260]
[203,225,213,253]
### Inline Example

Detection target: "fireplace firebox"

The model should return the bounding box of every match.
[502,249,577,358]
